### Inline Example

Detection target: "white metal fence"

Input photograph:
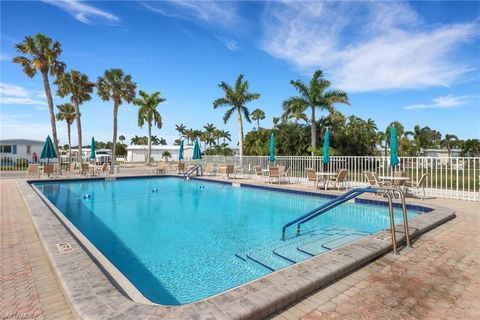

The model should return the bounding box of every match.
[2,154,478,201]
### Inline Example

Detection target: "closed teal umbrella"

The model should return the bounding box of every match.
[40,135,57,162]
[269,133,275,162]
[179,140,184,161]
[193,139,202,160]
[90,137,96,161]
[390,127,400,167]
[323,128,330,165]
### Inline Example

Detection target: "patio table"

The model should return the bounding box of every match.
[316,172,337,190]
[378,176,410,191]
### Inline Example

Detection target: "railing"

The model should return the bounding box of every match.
[282,187,411,254]
[184,164,203,178]
[2,153,478,201]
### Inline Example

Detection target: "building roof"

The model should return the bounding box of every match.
[0,139,44,145]
[126,145,193,150]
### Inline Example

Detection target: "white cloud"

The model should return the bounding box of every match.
[42,0,119,25]
[0,83,47,106]
[261,1,479,92]
[404,94,472,110]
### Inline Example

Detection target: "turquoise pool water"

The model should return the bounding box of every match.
[35,177,418,305]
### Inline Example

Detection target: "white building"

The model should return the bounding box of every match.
[0,139,44,161]
[126,145,194,162]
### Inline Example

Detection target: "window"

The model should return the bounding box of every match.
[12,145,17,154]
[27,145,31,154]
[0,145,12,153]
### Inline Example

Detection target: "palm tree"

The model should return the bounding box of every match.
[55,70,94,166]
[251,108,266,129]
[442,134,459,157]
[130,135,147,145]
[119,135,126,144]
[55,103,76,164]
[184,129,195,145]
[13,33,66,155]
[220,130,231,144]
[133,90,166,165]
[213,74,260,156]
[203,123,216,148]
[282,103,308,123]
[283,69,349,155]
[175,124,186,139]
[97,69,137,173]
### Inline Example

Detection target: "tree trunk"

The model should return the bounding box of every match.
[67,123,72,166]
[74,101,82,167]
[147,123,152,165]
[310,105,316,155]
[237,109,244,157]
[111,102,119,174]
[257,119,260,129]
[41,72,60,161]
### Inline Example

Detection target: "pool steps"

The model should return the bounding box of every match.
[236,227,371,271]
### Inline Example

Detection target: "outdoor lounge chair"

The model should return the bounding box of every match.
[43,164,55,177]
[234,165,245,178]
[364,171,390,187]
[224,165,234,179]
[204,163,216,176]
[325,169,348,190]
[405,173,428,200]
[278,165,290,184]
[81,163,90,176]
[254,166,263,178]
[26,164,40,178]
[156,162,167,174]
[305,168,320,188]
[268,167,280,184]
[177,162,185,174]
[96,163,110,176]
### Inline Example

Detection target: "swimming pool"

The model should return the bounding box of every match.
[34,177,419,305]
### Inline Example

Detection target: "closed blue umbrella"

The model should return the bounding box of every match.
[390,127,400,167]
[269,133,275,162]
[40,135,57,163]
[179,140,184,161]
[323,128,330,165]
[193,139,202,160]
[90,137,96,161]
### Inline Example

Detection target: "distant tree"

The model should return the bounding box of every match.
[97,68,136,172]
[460,139,480,157]
[162,150,172,161]
[119,135,126,144]
[175,124,186,139]
[13,33,66,154]
[441,134,459,157]
[203,123,217,148]
[213,74,260,156]
[56,103,76,164]
[251,108,266,129]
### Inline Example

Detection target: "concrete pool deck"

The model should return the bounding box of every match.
[1,175,478,319]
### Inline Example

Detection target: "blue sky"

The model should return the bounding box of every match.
[1,0,479,146]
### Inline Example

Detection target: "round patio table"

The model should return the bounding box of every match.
[378,176,410,191]
[316,172,337,190]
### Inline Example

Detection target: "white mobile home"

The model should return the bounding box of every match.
[126,145,194,162]
[0,139,44,161]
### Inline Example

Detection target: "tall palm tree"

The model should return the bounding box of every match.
[251,108,265,129]
[97,69,136,173]
[220,130,231,144]
[442,134,459,157]
[55,70,94,166]
[133,90,166,165]
[282,103,308,123]
[56,103,76,164]
[213,74,260,156]
[13,33,66,155]
[184,129,194,145]
[119,135,126,144]
[283,69,349,155]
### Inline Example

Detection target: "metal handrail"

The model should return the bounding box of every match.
[184,164,203,179]
[282,187,412,254]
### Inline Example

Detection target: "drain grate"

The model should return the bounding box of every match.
[56,243,73,254]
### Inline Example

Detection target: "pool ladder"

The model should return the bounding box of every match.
[281,187,411,254]
[184,164,203,179]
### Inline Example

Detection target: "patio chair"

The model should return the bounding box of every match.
[177,162,185,174]
[96,163,110,176]
[43,164,55,177]
[364,171,391,187]
[66,162,79,176]
[81,163,90,176]
[393,171,407,187]
[156,162,167,174]
[405,173,428,200]
[279,166,290,184]
[234,165,245,179]
[224,165,234,179]
[254,166,264,178]
[305,168,320,189]
[325,169,348,190]
[26,164,40,178]
[204,163,216,176]
[268,167,280,184]
[372,172,392,187]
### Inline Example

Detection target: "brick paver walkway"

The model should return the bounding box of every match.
[1,179,72,320]
[273,198,480,320]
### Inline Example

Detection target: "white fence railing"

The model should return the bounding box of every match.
[2,154,478,201]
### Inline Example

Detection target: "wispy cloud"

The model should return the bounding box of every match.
[261,1,479,92]
[404,94,472,110]
[42,0,119,25]
[142,1,240,50]
[0,83,47,108]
